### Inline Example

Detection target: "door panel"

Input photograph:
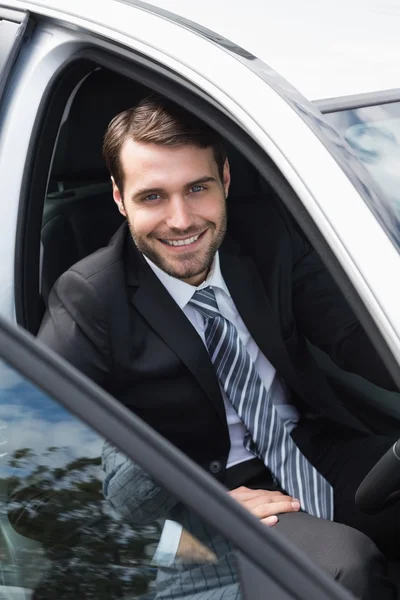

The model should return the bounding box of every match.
[0,317,352,599]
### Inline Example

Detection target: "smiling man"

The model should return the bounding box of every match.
[39,94,400,600]
[111,136,229,285]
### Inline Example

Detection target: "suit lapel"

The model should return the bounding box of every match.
[220,250,300,389]
[126,239,227,426]
[220,248,369,431]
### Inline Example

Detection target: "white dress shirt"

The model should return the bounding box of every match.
[145,251,300,566]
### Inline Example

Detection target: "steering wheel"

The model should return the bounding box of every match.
[355,440,400,514]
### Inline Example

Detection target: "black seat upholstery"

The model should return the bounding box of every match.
[41,68,262,306]
[41,183,123,303]
[41,69,149,304]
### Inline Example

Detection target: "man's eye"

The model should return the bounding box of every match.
[144,193,160,202]
[190,185,205,193]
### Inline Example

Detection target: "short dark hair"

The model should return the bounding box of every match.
[102,93,227,196]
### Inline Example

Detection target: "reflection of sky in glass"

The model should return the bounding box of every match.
[345,118,400,214]
[0,362,160,597]
[0,361,103,475]
[326,103,400,251]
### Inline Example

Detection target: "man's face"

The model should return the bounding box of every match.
[112,140,230,285]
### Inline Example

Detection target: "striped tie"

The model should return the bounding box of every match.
[190,287,333,520]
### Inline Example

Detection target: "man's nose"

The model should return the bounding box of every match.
[166,196,194,231]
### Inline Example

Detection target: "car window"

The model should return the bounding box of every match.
[325,102,400,252]
[0,358,249,599]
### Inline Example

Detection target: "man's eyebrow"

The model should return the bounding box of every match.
[131,176,217,201]
[187,176,217,187]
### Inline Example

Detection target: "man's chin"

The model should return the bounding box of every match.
[156,258,207,282]
[144,250,209,282]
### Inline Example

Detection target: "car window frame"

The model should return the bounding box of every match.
[314,90,400,114]
[0,316,352,600]
[0,8,30,106]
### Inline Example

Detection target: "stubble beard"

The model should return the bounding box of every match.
[128,211,227,281]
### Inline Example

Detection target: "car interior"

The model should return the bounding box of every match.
[10,61,400,593]
[37,65,400,427]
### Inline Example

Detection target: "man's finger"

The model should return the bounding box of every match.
[262,515,279,526]
[251,500,301,519]
[229,488,298,506]
[243,493,299,508]
[229,487,292,501]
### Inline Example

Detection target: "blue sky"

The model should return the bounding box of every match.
[0,361,104,474]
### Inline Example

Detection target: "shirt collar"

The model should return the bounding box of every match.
[143,251,230,310]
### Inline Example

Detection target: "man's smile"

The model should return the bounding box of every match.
[158,229,208,250]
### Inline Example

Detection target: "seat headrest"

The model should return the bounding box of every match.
[51,69,150,182]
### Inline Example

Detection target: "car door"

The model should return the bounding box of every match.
[0,315,353,600]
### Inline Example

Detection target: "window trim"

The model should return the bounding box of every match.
[0,9,31,105]
[0,315,351,600]
[314,89,400,114]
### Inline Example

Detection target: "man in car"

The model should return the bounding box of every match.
[38,94,400,599]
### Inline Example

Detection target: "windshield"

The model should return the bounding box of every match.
[325,102,400,252]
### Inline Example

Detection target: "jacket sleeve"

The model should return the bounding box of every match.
[290,225,397,392]
[102,442,179,525]
[38,269,180,522]
[38,269,112,386]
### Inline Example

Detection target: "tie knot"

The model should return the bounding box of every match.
[189,287,220,320]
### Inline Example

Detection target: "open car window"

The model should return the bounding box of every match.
[0,317,350,599]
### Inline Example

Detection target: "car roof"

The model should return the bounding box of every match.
[11,0,400,103]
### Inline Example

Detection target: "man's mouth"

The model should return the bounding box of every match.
[159,230,206,247]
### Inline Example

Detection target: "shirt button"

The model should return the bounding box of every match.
[209,460,222,474]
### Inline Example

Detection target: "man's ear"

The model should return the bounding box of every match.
[223,158,231,198]
[111,177,126,217]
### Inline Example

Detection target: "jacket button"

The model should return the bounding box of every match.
[209,460,222,474]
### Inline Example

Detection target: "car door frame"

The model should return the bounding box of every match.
[0,7,30,106]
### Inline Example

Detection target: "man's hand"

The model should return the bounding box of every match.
[228,486,301,526]
[177,529,217,563]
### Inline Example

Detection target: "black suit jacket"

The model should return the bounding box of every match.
[38,193,395,481]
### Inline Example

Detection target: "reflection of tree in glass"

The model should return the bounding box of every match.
[3,447,160,599]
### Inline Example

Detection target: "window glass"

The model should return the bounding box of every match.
[0,360,241,599]
[326,103,400,252]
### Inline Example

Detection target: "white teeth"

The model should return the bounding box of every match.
[164,234,200,246]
